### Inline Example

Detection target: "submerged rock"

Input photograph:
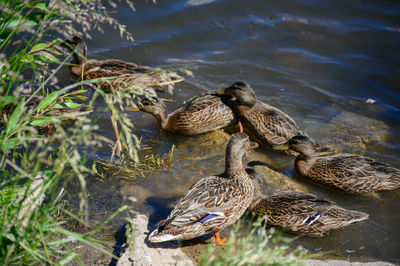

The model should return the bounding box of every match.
[117,214,194,266]
[322,111,389,153]
[247,150,310,193]
[175,130,230,161]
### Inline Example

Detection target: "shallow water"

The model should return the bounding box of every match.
[76,0,400,263]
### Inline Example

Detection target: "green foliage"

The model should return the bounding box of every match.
[200,219,308,266]
[0,0,140,264]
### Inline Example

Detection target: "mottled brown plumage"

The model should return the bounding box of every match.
[137,91,238,135]
[63,36,184,91]
[148,133,258,243]
[277,135,400,193]
[217,82,326,154]
[250,191,369,237]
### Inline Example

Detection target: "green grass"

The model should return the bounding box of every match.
[0,0,144,264]
[200,219,308,266]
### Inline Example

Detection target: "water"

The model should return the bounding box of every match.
[78,0,400,263]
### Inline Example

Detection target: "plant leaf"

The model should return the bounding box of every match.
[3,19,37,33]
[59,254,77,265]
[36,91,61,113]
[0,137,19,150]
[29,43,48,54]
[34,3,49,11]
[52,102,82,109]
[0,96,17,108]
[5,97,25,135]
[6,233,16,242]
[29,116,54,127]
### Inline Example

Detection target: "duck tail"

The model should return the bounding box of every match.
[61,36,87,65]
[313,141,335,155]
[347,210,369,224]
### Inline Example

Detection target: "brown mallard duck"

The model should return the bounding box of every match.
[148,132,259,245]
[274,135,400,193]
[133,91,238,135]
[217,82,327,154]
[62,36,184,92]
[250,191,369,237]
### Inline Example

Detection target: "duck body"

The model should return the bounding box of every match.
[295,153,400,193]
[138,92,238,135]
[250,191,369,237]
[276,135,400,193]
[166,92,238,135]
[148,132,257,243]
[237,100,305,148]
[149,173,254,242]
[217,82,324,154]
[63,37,184,91]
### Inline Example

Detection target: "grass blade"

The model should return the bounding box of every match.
[5,97,25,135]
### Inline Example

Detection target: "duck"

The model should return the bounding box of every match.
[250,191,369,237]
[148,132,259,245]
[274,135,400,193]
[216,82,328,154]
[62,36,184,92]
[132,91,238,135]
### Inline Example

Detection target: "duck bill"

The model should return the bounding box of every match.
[248,141,259,149]
[272,144,289,151]
[216,88,229,95]
[127,108,140,111]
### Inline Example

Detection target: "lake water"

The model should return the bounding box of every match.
[75,0,400,263]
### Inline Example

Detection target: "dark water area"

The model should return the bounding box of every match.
[74,0,400,263]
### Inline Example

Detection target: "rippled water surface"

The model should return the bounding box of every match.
[77,0,400,263]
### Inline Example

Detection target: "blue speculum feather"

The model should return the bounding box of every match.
[200,214,218,223]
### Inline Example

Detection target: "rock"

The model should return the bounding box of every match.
[117,214,194,266]
[119,183,153,207]
[247,150,310,193]
[252,163,310,193]
[326,111,389,152]
[175,130,230,161]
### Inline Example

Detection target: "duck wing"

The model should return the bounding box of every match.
[244,102,304,146]
[312,154,400,192]
[159,175,237,229]
[83,59,152,76]
[252,191,368,236]
[166,93,237,134]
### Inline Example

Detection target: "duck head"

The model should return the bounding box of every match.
[225,132,258,175]
[273,135,316,157]
[61,36,87,64]
[129,97,169,128]
[217,82,257,107]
